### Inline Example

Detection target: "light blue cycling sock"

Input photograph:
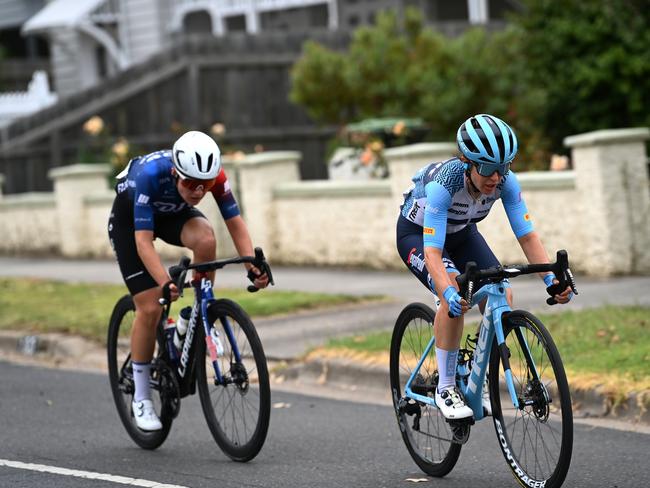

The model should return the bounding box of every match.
[436,347,459,393]
[132,361,151,403]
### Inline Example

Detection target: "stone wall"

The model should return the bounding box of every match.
[0,128,648,276]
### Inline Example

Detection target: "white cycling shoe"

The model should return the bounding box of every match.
[132,399,162,431]
[435,386,473,420]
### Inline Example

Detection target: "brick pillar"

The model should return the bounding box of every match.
[564,128,650,275]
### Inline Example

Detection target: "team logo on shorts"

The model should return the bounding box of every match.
[407,248,426,272]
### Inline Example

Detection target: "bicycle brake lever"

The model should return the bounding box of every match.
[566,267,579,295]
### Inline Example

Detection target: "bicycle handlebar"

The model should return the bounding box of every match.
[447,250,579,318]
[159,247,275,305]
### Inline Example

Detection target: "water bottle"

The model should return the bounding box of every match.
[163,317,179,365]
[173,306,192,352]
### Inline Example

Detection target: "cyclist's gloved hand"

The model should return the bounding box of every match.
[161,280,179,303]
[247,266,269,289]
[543,273,556,289]
[443,286,463,317]
[544,273,573,304]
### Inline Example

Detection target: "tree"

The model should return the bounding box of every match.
[290,9,549,168]
[513,0,650,151]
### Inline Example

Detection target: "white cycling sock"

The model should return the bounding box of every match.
[132,361,151,403]
[436,347,459,393]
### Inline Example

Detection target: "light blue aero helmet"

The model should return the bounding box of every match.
[456,114,518,176]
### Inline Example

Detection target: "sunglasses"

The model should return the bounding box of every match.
[178,176,217,192]
[474,161,511,177]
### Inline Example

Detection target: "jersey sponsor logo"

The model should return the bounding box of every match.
[524,213,531,221]
[449,208,467,215]
[152,201,187,212]
[423,227,435,235]
[136,194,150,205]
[427,162,443,177]
[408,201,420,220]
[407,248,426,272]
[452,202,469,208]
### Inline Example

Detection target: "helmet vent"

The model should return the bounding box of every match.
[206,154,213,173]
[174,150,185,169]
[195,152,202,171]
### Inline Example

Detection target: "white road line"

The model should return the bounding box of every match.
[0,459,189,488]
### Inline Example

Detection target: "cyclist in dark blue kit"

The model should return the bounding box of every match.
[396,114,573,420]
[108,131,268,431]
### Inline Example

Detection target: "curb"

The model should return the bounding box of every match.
[0,331,107,371]
[275,357,650,425]
[1,330,648,426]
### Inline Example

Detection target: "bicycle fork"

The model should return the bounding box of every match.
[199,279,243,386]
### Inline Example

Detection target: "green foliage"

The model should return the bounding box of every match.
[290,9,549,169]
[289,41,354,124]
[514,0,650,151]
[291,3,650,167]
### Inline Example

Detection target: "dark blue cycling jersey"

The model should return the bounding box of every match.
[115,150,240,231]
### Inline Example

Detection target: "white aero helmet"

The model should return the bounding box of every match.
[172,131,221,180]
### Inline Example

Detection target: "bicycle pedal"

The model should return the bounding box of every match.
[448,417,474,445]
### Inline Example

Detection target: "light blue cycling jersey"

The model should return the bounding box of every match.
[400,158,533,249]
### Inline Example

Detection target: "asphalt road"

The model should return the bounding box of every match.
[1,361,648,488]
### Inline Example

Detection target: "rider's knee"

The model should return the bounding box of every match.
[191,226,217,258]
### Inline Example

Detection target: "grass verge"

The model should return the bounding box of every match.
[0,277,384,344]
[314,305,650,406]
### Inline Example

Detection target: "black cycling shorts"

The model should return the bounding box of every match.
[396,214,503,295]
[108,191,206,296]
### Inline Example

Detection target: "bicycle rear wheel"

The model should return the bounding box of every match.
[489,310,573,488]
[389,303,461,477]
[197,299,271,462]
[107,295,172,449]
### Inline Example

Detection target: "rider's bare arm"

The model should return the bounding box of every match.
[224,215,269,288]
[135,230,171,286]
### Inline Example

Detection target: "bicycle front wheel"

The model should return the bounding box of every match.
[489,310,573,488]
[389,303,461,477]
[107,295,172,449]
[197,299,271,462]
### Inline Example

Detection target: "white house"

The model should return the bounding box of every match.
[20,0,513,98]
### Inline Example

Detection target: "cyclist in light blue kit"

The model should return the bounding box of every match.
[396,114,573,420]
[108,131,268,431]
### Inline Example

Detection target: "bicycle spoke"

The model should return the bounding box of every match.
[491,313,572,487]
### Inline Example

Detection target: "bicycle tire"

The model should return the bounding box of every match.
[107,294,172,450]
[389,303,461,477]
[489,310,573,488]
[196,299,271,462]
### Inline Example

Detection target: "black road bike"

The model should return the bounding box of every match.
[107,248,274,462]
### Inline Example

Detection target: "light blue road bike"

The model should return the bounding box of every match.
[390,250,578,488]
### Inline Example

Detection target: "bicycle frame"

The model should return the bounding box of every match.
[167,276,242,391]
[403,282,535,421]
